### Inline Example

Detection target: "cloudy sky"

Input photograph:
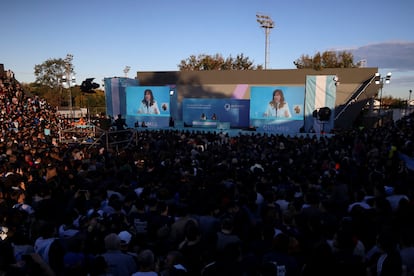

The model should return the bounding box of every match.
[351,42,414,98]
[1,0,413,99]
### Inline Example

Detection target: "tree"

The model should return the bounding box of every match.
[293,54,312,69]
[293,50,359,70]
[34,54,75,107]
[321,51,338,68]
[34,54,74,88]
[34,58,65,88]
[178,53,262,71]
[313,52,322,71]
[381,96,406,109]
[28,82,61,107]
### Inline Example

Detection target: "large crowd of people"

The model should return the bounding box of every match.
[0,67,414,276]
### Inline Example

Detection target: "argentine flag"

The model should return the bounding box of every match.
[304,75,337,133]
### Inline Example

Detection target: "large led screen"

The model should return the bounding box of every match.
[250,86,305,134]
[125,86,171,128]
[182,99,250,128]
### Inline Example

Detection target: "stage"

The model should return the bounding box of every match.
[131,124,333,138]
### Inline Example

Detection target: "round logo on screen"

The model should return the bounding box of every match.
[224,103,231,111]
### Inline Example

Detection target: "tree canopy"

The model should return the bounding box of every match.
[178,53,263,71]
[293,50,362,70]
[34,54,75,88]
[32,54,105,110]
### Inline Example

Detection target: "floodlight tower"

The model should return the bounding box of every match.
[256,13,275,70]
[124,66,131,78]
[62,54,76,119]
[375,72,392,124]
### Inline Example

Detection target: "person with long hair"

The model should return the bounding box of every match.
[138,89,160,114]
[264,89,291,118]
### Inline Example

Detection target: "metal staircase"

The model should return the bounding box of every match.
[334,75,377,129]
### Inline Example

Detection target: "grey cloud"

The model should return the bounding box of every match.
[390,75,414,87]
[349,41,414,71]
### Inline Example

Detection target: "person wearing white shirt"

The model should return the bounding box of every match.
[138,89,160,115]
[264,89,291,118]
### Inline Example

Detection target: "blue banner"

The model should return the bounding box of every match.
[182,99,250,128]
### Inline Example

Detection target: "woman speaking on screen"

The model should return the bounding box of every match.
[138,89,160,114]
[264,89,291,118]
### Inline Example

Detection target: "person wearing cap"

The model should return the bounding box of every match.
[101,232,137,276]
[118,230,138,266]
[118,230,132,246]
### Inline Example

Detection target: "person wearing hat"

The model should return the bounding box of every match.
[101,232,137,276]
[118,230,138,266]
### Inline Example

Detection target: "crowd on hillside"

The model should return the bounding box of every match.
[1,68,414,276]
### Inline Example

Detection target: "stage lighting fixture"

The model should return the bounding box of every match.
[313,107,332,121]
[375,72,392,122]
[333,75,340,86]
[80,78,100,93]
[318,107,332,121]
[375,72,381,84]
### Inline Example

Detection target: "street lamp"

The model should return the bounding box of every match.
[256,13,274,70]
[375,72,392,123]
[409,89,413,115]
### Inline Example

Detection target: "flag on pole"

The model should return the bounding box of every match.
[304,75,337,133]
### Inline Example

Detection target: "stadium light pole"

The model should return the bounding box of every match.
[256,13,274,70]
[408,89,412,114]
[375,72,392,124]
[62,54,76,119]
[124,66,131,78]
[62,74,76,119]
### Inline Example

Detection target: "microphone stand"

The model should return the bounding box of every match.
[276,103,280,118]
